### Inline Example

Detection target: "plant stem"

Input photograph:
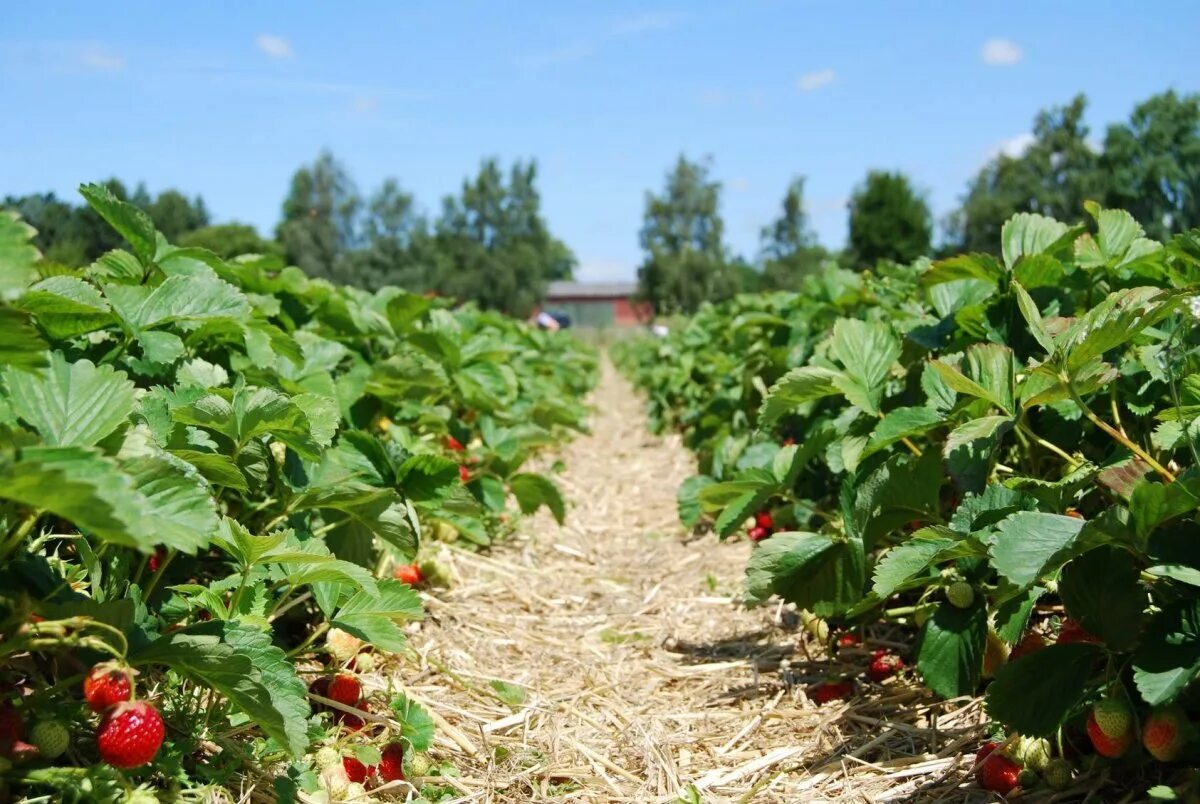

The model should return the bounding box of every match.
[0,509,42,561]
[141,550,175,600]
[1018,423,1082,469]
[1064,375,1175,482]
[286,622,330,658]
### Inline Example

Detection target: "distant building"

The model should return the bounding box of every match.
[540,281,652,328]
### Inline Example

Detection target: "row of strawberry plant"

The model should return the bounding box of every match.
[0,185,596,802]
[615,204,1200,796]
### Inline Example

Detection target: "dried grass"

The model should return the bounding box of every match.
[388,361,1003,803]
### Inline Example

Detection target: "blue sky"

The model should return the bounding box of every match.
[2,2,1198,280]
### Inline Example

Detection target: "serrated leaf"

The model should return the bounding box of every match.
[986,644,1103,736]
[509,472,566,524]
[488,679,527,708]
[714,488,773,538]
[332,579,425,653]
[871,529,959,598]
[0,307,49,370]
[862,407,942,459]
[1001,212,1069,270]
[1133,599,1200,706]
[0,210,41,298]
[677,475,715,528]
[758,366,842,427]
[104,274,250,331]
[79,183,158,263]
[220,622,311,757]
[988,512,1085,588]
[16,276,114,338]
[1012,280,1055,355]
[829,319,900,416]
[744,531,865,615]
[916,599,987,698]
[390,692,435,751]
[398,453,461,504]
[4,352,135,447]
[1060,546,1144,651]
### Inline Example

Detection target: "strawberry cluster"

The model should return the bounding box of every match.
[747,511,775,542]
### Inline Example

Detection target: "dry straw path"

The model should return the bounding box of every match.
[399,360,989,803]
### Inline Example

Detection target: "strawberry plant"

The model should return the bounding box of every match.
[0,186,595,798]
[618,204,1200,788]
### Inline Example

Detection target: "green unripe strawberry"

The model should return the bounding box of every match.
[1092,699,1132,739]
[1016,736,1052,772]
[29,719,69,759]
[1043,758,1073,790]
[406,752,433,777]
[1017,768,1039,788]
[946,581,975,609]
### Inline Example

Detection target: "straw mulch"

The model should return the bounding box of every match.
[394,360,998,803]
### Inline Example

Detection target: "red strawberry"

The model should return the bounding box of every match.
[975,742,1021,794]
[459,464,470,483]
[747,526,770,542]
[782,437,796,446]
[808,680,854,705]
[83,663,133,713]
[1008,631,1048,662]
[755,512,773,529]
[446,436,465,452]
[343,755,373,783]
[7,739,40,763]
[147,546,167,572]
[0,702,24,752]
[868,652,904,682]
[1058,618,1100,645]
[96,701,165,769]
[327,673,361,707]
[378,741,406,782]
[1142,705,1188,762]
[1087,711,1132,758]
[836,632,861,648]
[309,676,330,699]
[394,563,424,586]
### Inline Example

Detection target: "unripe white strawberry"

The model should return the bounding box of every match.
[29,719,69,759]
[325,628,363,663]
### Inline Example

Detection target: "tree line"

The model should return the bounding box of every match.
[3,88,1197,318]
[638,89,1200,313]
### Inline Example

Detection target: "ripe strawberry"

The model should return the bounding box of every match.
[394,563,424,586]
[343,755,373,783]
[1043,757,1073,790]
[808,679,854,705]
[459,464,470,483]
[0,701,24,751]
[868,652,904,682]
[83,663,133,713]
[836,632,861,648]
[446,435,465,452]
[755,512,774,529]
[378,741,406,782]
[309,676,330,701]
[1087,710,1132,758]
[945,581,975,609]
[782,437,796,447]
[974,742,1021,794]
[29,719,69,759]
[1008,631,1048,663]
[147,546,167,573]
[335,710,365,732]
[1058,618,1100,645]
[747,526,770,542]
[96,701,165,769]
[8,740,39,763]
[1142,705,1188,762]
[327,673,362,707]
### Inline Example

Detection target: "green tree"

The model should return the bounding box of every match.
[636,155,737,314]
[146,189,210,241]
[1102,90,1200,241]
[947,95,1104,252]
[337,179,439,291]
[848,170,932,266]
[759,176,830,289]
[178,223,283,259]
[277,151,361,280]
[432,159,574,316]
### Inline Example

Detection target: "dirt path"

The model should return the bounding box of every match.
[398,360,985,803]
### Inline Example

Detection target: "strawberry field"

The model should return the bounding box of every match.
[0,187,596,802]
[615,205,1200,798]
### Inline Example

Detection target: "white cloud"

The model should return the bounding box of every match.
[997,132,1035,158]
[80,44,125,71]
[609,11,686,36]
[728,177,752,191]
[353,96,379,114]
[256,34,293,60]
[797,68,836,93]
[981,38,1022,66]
